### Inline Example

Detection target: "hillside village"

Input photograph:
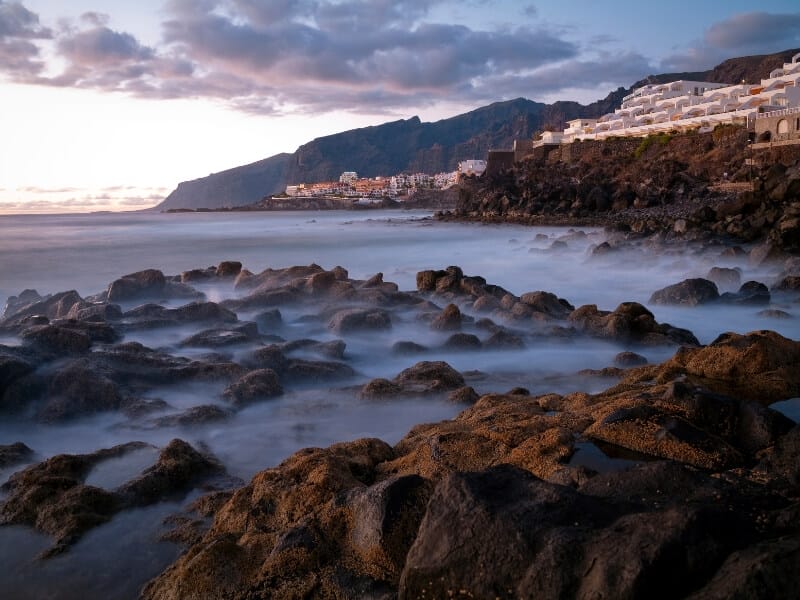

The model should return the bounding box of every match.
[281,160,487,201]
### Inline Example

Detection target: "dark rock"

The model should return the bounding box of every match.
[284,359,355,382]
[50,319,120,343]
[254,308,282,331]
[117,439,225,506]
[180,268,215,283]
[20,324,91,354]
[649,278,720,306]
[614,351,648,367]
[519,291,574,318]
[245,345,290,373]
[107,269,166,302]
[180,327,254,348]
[447,386,480,403]
[719,281,771,306]
[66,303,123,322]
[1,290,82,325]
[149,405,232,427]
[568,302,699,345]
[282,338,346,360]
[394,361,464,393]
[442,333,481,351]
[392,341,428,355]
[507,387,530,395]
[758,309,792,319]
[223,369,283,406]
[0,354,34,398]
[38,360,122,422]
[772,275,800,292]
[430,303,462,331]
[328,308,392,334]
[484,329,525,349]
[360,378,403,399]
[216,261,242,278]
[0,442,34,468]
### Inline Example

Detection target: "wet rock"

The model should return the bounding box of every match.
[38,360,122,422]
[223,369,283,406]
[614,351,648,367]
[244,345,290,372]
[216,261,242,278]
[400,464,743,600]
[0,353,34,397]
[472,295,500,312]
[282,338,346,360]
[120,397,170,419]
[0,442,34,468]
[687,535,800,600]
[328,308,392,334]
[180,268,215,283]
[568,302,699,345]
[180,326,256,348]
[121,301,237,330]
[149,405,232,427]
[117,439,225,506]
[772,275,800,292]
[659,330,800,403]
[394,361,465,393]
[442,332,481,351]
[706,266,741,291]
[484,329,525,349]
[391,341,428,355]
[254,308,282,331]
[447,386,479,403]
[430,304,462,331]
[0,442,150,555]
[649,278,720,306]
[519,291,574,318]
[758,309,792,319]
[20,324,91,355]
[285,359,355,383]
[50,319,120,343]
[360,378,403,399]
[758,426,800,493]
[107,269,166,302]
[1,290,82,325]
[719,281,771,305]
[507,387,530,395]
[349,474,432,577]
[66,302,123,322]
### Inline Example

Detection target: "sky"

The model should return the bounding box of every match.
[1,0,799,214]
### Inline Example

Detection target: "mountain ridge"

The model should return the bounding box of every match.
[157,47,798,210]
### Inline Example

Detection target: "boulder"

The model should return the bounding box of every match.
[568,302,699,346]
[430,304,462,331]
[442,333,482,351]
[254,308,283,331]
[107,269,166,302]
[38,360,122,422]
[719,281,771,306]
[614,351,648,367]
[649,278,720,306]
[328,308,392,334]
[394,361,465,393]
[447,386,480,404]
[0,442,34,468]
[519,291,574,318]
[216,261,242,278]
[222,369,283,406]
[20,324,91,355]
[284,359,355,382]
[706,267,741,291]
[391,341,428,355]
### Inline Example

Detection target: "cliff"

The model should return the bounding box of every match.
[156,48,799,211]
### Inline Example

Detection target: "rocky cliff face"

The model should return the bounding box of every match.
[156,48,799,211]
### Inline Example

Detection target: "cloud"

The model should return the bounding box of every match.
[662,11,800,71]
[0,0,51,75]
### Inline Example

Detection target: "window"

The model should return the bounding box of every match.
[796,117,799,131]
[777,119,789,135]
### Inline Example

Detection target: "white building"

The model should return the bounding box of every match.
[543,52,800,143]
[339,171,358,184]
[458,160,487,176]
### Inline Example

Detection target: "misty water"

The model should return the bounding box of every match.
[1,209,799,598]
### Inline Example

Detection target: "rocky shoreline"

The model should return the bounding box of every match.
[1,245,799,598]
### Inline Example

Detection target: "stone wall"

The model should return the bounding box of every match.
[755,112,800,143]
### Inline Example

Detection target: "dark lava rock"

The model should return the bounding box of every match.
[394,361,465,393]
[519,291,574,318]
[484,329,525,349]
[649,278,720,306]
[447,386,480,403]
[149,405,232,427]
[282,338,346,360]
[216,261,242,278]
[0,442,34,468]
[1,290,82,325]
[107,269,167,302]
[117,439,225,506]
[20,324,91,354]
[180,268,215,283]
[38,360,122,422]
[442,333,482,351]
[66,302,123,322]
[222,369,283,406]
[507,387,530,395]
[772,275,800,292]
[284,359,355,383]
[328,308,392,334]
[0,354,34,397]
[614,351,648,367]
[430,304,462,331]
[568,302,699,346]
[399,464,743,600]
[706,266,741,291]
[255,308,283,331]
[50,318,120,343]
[180,327,255,348]
[392,341,428,355]
[360,378,403,399]
[719,281,771,306]
[244,345,290,373]
[758,309,793,319]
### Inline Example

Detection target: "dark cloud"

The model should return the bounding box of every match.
[0,0,50,75]
[662,11,800,71]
